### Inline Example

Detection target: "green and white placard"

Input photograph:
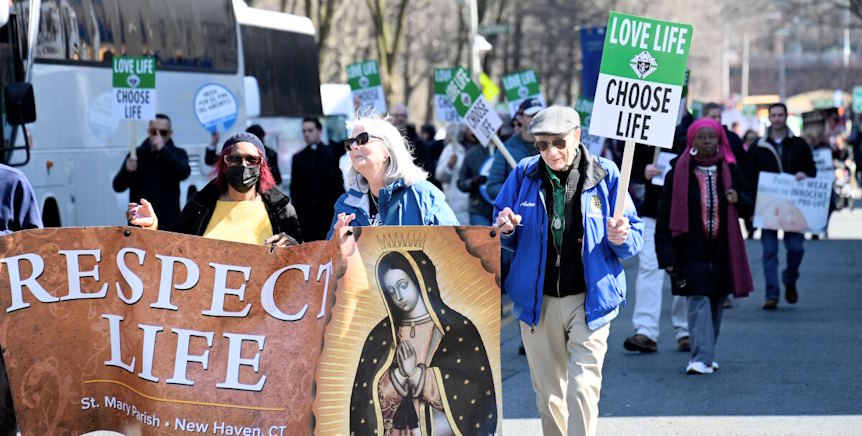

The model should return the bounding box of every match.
[112,56,156,120]
[502,69,546,117]
[346,60,387,114]
[589,12,693,148]
[445,67,502,146]
[434,68,461,123]
[575,97,605,157]
[853,86,862,113]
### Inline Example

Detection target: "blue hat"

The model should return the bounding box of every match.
[222,132,265,155]
[518,98,544,116]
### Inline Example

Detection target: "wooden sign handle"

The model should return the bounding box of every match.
[613,140,636,219]
[490,134,517,168]
[130,121,137,160]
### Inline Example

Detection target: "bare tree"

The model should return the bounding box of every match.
[364,0,411,102]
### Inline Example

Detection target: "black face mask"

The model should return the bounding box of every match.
[226,165,260,193]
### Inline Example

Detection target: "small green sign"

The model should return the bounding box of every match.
[445,67,502,145]
[742,104,756,117]
[112,56,156,89]
[502,70,541,102]
[346,60,382,90]
[445,68,483,117]
[574,97,594,129]
[434,68,461,123]
[502,70,545,116]
[346,60,386,114]
[852,86,862,112]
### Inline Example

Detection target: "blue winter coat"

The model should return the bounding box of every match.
[493,149,644,330]
[326,178,459,239]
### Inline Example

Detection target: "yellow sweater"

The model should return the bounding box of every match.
[202,200,273,245]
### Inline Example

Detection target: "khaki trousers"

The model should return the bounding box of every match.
[520,293,611,436]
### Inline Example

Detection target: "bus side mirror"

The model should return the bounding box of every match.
[244,76,261,119]
[5,82,36,126]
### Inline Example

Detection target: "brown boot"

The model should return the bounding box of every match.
[623,334,658,353]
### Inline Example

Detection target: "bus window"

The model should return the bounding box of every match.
[241,24,321,117]
[12,0,238,73]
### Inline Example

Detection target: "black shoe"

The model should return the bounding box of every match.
[763,299,778,310]
[518,345,526,355]
[623,334,658,353]
[677,336,691,352]
[785,283,798,304]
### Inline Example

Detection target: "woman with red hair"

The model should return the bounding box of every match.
[128,132,302,247]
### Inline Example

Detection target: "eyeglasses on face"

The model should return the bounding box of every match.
[535,137,568,152]
[224,154,262,167]
[343,132,383,151]
[149,128,170,137]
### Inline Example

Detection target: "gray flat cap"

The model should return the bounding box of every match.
[528,105,581,136]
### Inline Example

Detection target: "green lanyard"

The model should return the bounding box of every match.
[544,163,566,249]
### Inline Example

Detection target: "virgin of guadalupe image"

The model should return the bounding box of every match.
[349,249,497,436]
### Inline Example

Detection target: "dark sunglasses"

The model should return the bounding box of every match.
[224,154,262,167]
[148,128,170,137]
[343,132,383,151]
[535,138,568,152]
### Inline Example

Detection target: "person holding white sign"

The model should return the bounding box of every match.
[112,114,190,230]
[655,118,753,375]
[494,106,643,436]
[743,103,816,310]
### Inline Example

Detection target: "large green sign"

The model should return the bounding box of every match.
[589,12,693,148]
[346,60,387,114]
[112,56,156,120]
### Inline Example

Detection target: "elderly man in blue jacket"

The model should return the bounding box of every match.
[494,106,643,436]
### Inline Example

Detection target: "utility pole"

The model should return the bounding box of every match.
[742,31,750,99]
[469,0,479,83]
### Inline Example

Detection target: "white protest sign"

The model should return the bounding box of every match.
[753,172,831,233]
[194,83,239,133]
[112,56,156,121]
[446,67,503,146]
[812,147,834,180]
[649,151,676,186]
[589,12,693,148]
[346,60,387,115]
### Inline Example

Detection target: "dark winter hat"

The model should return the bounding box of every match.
[222,131,265,155]
[528,106,581,136]
[517,98,544,116]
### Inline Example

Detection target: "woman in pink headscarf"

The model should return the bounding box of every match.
[655,118,754,375]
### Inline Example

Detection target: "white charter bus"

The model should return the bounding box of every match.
[0,0,288,227]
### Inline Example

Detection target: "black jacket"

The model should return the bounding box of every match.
[290,142,344,241]
[457,144,492,218]
[744,134,816,199]
[205,145,282,185]
[112,139,190,230]
[656,162,752,297]
[172,180,302,242]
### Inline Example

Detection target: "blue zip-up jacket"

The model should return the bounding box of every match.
[1,164,42,235]
[326,178,459,239]
[494,150,643,330]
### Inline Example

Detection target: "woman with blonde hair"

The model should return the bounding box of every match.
[327,116,458,238]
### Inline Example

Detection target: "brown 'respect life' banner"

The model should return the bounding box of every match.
[0,226,501,435]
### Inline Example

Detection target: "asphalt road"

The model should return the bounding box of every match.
[500,204,862,435]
